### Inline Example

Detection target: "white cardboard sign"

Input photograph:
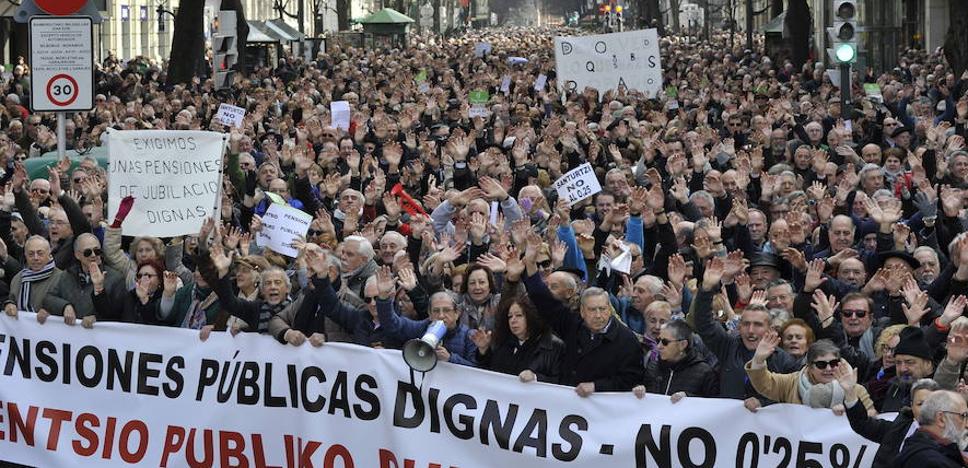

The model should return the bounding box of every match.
[553,162,602,206]
[107,130,226,237]
[256,202,312,257]
[330,100,351,131]
[29,16,94,112]
[554,29,663,98]
[215,103,246,128]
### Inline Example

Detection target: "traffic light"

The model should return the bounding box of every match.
[213,10,238,90]
[827,0,858,64]
[14,0,103,22]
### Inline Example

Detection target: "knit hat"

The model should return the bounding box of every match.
[893,327,932,361]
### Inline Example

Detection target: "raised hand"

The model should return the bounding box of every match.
[505,247,525,282]
[478,176,509,202]
[375,266,396,300]
[810,289,839,328]
[940,295,968,328]
[162,271,179,298]
[803,259,827,292]
[753,329,780,364]
[471,328,492,353]
[476,252,507,274]
[702,256,725,291]
[397,267,418,291]
[833,360,857,393]
[667,253,688,287]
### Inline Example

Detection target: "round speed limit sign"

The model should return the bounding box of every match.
[46,74,79,107]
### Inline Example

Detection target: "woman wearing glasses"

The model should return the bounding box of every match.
[633,320,718,402]
[745,332,877,415]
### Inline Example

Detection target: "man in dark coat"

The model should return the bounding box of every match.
[843,377,939,468]
[693,257,799,410]
[524,272,644,396]
[893,390,968,467]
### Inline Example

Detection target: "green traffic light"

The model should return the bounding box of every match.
[835,43,856,62]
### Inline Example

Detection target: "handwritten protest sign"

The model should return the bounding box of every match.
[553,163,602,206]
[107,130,225,237]
[554,29,663,98]
[215,103,246,128]
[330,101,351,131]
[256,202,312,257]
[468,89,489,118]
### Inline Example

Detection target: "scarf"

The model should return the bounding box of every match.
[18,260,56,312]
[797,369,845,409]
[181,285,217,330]
[858,327,876,362]
[256,297,292,333]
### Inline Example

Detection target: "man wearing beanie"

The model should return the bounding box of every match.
[874,327,936,412]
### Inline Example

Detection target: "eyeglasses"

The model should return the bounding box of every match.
[307,229,324,237]
[537,260,552,269]
[658,338,684,346]
[842,309,868,318]
[82,248,103,257]
[73,178,84,184]
[136,272,157,279]
[30,188,49,194]
[942,411,968,420]
[880,345,896,355]
[812,359,840,370]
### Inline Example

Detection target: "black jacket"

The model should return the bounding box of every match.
[692,285,800,400]
[477,332,565,384]
[846,401,915,468]
[296,276,402,349]
[892,429,965,468]
[524,272,644,391]
[645,347,719,397]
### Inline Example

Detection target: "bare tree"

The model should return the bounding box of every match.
[784,0,810,68]
[166,0,205,86]
[944,1,968,77]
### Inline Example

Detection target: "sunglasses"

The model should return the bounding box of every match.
[537,260,552,269]
[812,359,840,370]
[842,309,867,318]
[363,296,376,304]
[658,338,684,346]
[307,229,324,237]
[82,248,103,257]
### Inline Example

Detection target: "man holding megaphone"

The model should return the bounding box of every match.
[373,266,478,369]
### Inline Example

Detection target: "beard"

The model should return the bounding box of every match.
[941,415,968,449]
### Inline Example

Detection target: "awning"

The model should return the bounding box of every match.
[246,21,282,43]
[266,19,305,42]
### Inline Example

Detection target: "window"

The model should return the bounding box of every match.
[120,5,130,21]
[140,6,148,21]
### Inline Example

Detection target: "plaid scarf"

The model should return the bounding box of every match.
[18,260,57,312]
[257,297,291,333]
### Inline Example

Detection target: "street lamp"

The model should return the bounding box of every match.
[156,2,176,32]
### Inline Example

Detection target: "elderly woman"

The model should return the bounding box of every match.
[780,318,816,366]
[746,333,876,415]
[103,226,164,287]
[471,294,564,383]
[455,263,502,331]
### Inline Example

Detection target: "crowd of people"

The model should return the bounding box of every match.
[2,25,968,466]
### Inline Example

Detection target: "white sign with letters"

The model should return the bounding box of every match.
[330,100,351,131]
[553,163,602,206]
[215,103,246,128]
[256,202,312,257]
[107,130,225,237]
[554,29,663,98]
[29,16,94,112]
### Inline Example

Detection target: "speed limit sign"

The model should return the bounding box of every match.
[29,16,94,112]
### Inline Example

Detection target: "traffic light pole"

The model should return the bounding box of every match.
[840,62,851,117]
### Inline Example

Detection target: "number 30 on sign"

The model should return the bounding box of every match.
[46,74,79,107]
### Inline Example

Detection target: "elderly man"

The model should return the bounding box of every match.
[694,257,798,410]
[875,327,936,413]
[378,231,407,266]
[43,233,126,327]
[373,266,476,366]
[893,390,968,467]
[524,270,644,396]
[205,243,294,334]
[430,178,523,243]
[3,236,61,319]
[340,235,378,298]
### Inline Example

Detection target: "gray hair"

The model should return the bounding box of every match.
[579,287,610,307]
[429,290,457,307]
[344,235,375,261]
[260,267,291,290]
[635,275,664,295]
[917,390,965,425]
[73,233,101,252]
[688,190,714,206]
[859,163,884,179]
[25,235,51,251]
[912,378,940,399]
[381,231,408,250]
[662,320,693,342]
[806,339,840,363]
[912,246,939,263]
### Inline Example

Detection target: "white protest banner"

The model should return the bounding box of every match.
[107,130,225,237]
[0,315,878,468]
[555,29,663,98]
[215,103,246,128]
[553,162,602,206]
[331,100,351,131]
[256,202,312,257]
